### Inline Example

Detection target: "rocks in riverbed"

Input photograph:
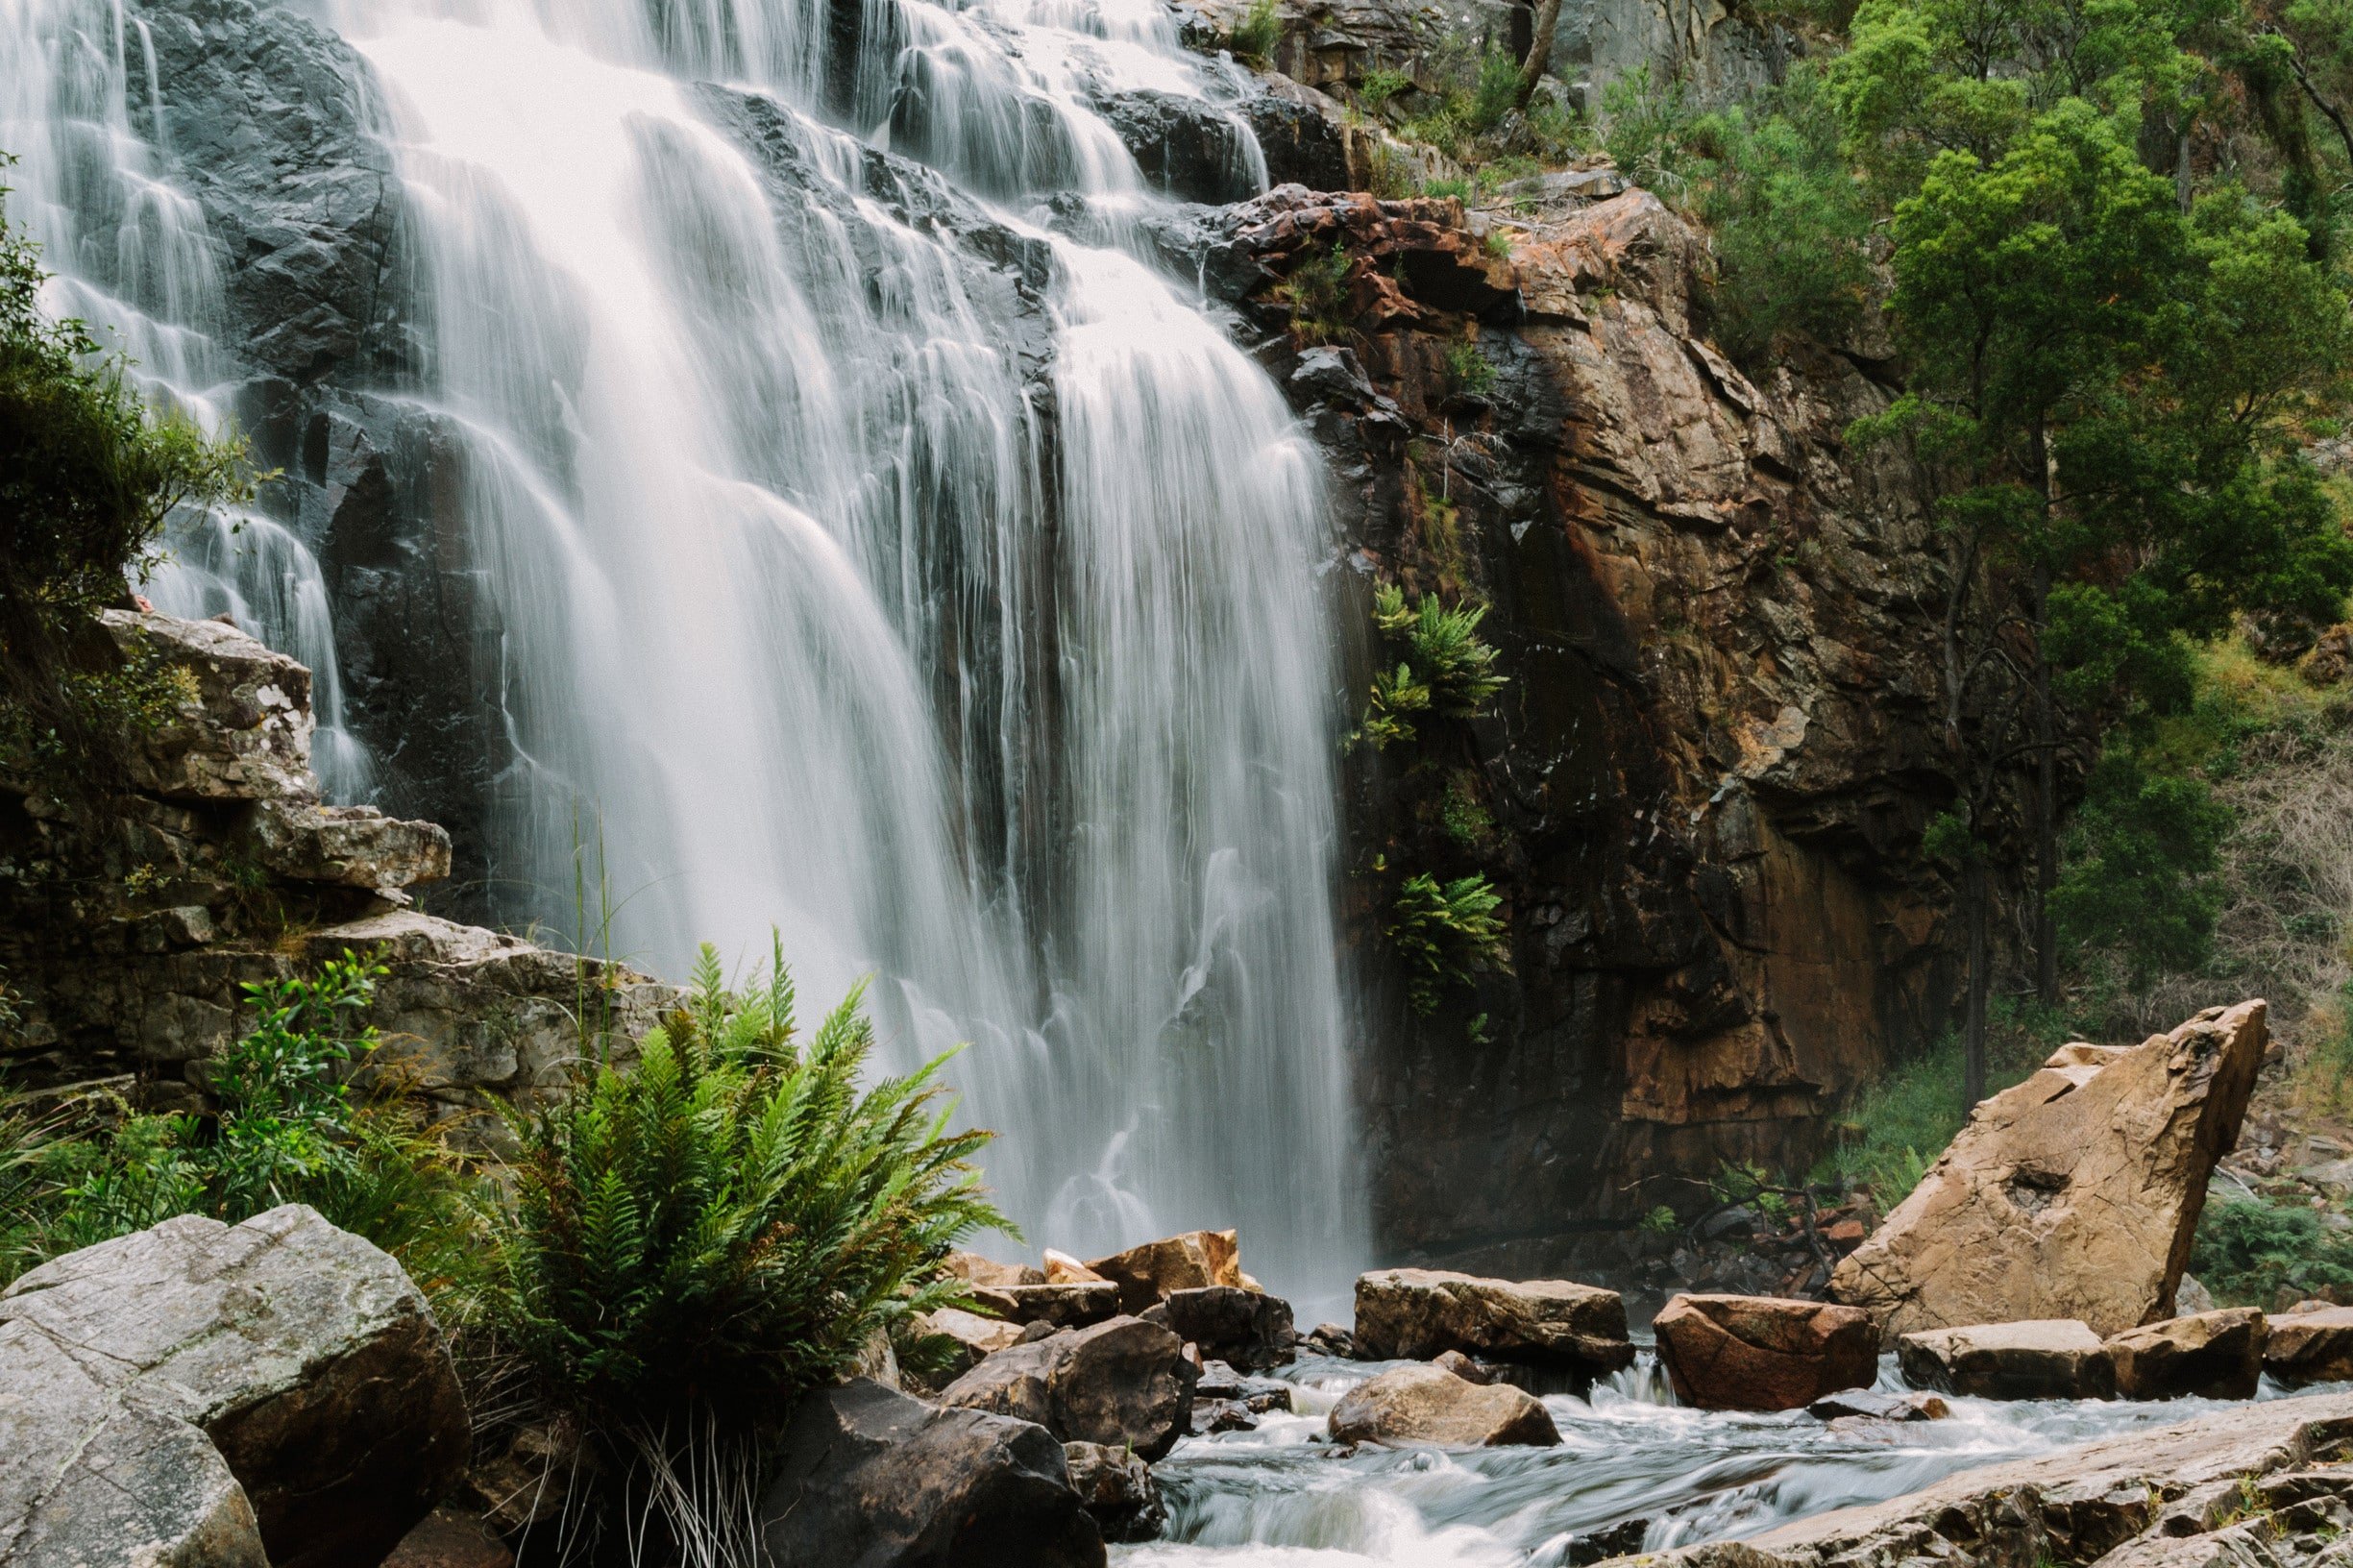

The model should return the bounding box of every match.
[1064,1441,1166,1544]
[0,1204,468,1568]
[761,1379,1103,1567]
[1305,1321,1357,1357]
[1087,1230,1245,1313]
[1327,1362,1562,1447]
[1897,1319,2118,1401]
[972,1282,1123,1330]
[1806,1388,1949,1422]
[946,1251,1049,1287]
[1631,1390,2353,1568]
[1045,1249,1108,1285]
[1353,1267,1634,1376]
[1652,1294,1878,1411]
[2106,1309,2267,1401]
[2264,1305,2353,1384]
[1830,1002,2267,1341]
[937,1315,1198,1461]
[1156,1285,1295,1371]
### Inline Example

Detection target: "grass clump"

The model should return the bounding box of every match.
[1388,870,1509,1013]
[1275,243,1356,344]
[1815,1011,2054,1209]
[1227,0,1280,64]
[1445,338,1497,398]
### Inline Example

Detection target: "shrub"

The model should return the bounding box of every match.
[471,943,1005,1440]
[1388,870,1509,1013]
[2052,748,2234,983]
[1358,67,1413,110]
[1227,0,1280,63]
[1275,243,1355,344]
[1372,583,1507,716]
[2191,1194,2353,1307]
[1446,338,1497,398]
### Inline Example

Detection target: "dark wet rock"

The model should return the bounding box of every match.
[1093,89,1262,205]
[2107,1310,2267,1402]
[1305,1321,1358,1358]
[1162,1285,1295,1370]
[1572,1518,1654,1565]
[0,1205,467,1568]
[762,1379,1103,1568]
[937,1315,1198,1460]
[1239,74,1356,189]
[970,1282,1124,1330]
[1805,1388,1949,1422]
[1897,1320,2119,1402]
[2265,1307,2353,1385]
[1327,1362,1561,1447]
[1064,1441,1166,1544]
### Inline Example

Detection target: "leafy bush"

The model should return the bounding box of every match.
[1275,243,1355,344]
[1227,0,1280,63]
[1445,338,1497,398]
[1388,870,1508,1013]
[2191,1194,2353,1307]
[2052,749,2233,983]
[471,943,1005,1437]
[1356,584,1507,749]
[1815,1017,2050,1208]
[1359,68,1413,109]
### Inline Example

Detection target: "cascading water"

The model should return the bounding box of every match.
[6,0,1364,1300]
[1,0,374,801]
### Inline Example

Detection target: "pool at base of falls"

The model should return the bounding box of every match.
[1127,1351,2331,1566]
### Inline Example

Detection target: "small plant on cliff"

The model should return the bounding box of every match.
[1356,585,1506,748]
[1388,870,1509,1013]
[464,940,1005,1552]
[1274,243,1355,345]
[1445,338,1497,399]
[1226,0,1280,64]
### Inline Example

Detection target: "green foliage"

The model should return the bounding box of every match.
[206,956,381,1217]
[1358,67,1413,109]
[1639,1203,1680,1235]
[1356,583,1506,749]
[1227,0,1280,64]
[2051,749,2233,982]
[1439,772,1494,848]
[2191,1194,2353,1307]
[1421,177,1472,200]
[0,175,251,790]
[1445,337,1497,398]
[470,941,1007,1433]
[1470,46,1523,133]
[1275,243,1355,344]
[1387,870,1508,1013]
[1815,1021,2047,1205]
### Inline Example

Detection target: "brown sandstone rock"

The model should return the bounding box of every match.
[1806,1389,1948,1422]
[2107,1309,2267,1401]
[1327,1362,1561,1447]
[1064,1440,1166,1544]
[1652,1294,1878,1411]
[946,1250,1049,1287]
[2265,1306,2353,1385]
[1044,1249,1108,1285]
[936,1315,1198,1461]
[1897,1320,2118,1401]
[1086,1230,1243,1313]
[1830,1002,2267,1342]
[1353,1267,1634,1374]
[970,1282,1122,1330]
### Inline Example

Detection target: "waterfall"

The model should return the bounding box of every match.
[6,0,1366,1304]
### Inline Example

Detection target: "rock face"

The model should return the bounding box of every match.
[1327,1362,1562,1447]
[1159,1286,1297,1371]
[1354,1268,1634,1374]
[1063,1441,1167,1544]
[1897,1321,2118,1402]
[2266,1307,2353,1385]
[971,1282,1123,1330]
[1652,1294,1877,1411]
[761,1379,1104,1568]
[1087,1231,1247,1313]
[936,1316,1199,1461]
[0,1205,468,1568]
[1629,1391,2353,1568]
[2107,1310,2267,1402]
[1832,1003,2268,1341]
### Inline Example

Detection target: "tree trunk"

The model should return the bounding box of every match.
[1514,0,1565,111]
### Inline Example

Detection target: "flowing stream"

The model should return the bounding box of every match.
[3,0,1364,1302]
[1133,1352,2335,1565]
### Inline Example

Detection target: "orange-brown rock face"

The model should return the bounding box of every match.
[1831,1001,2267,1340]
[1208,184,2024,1275]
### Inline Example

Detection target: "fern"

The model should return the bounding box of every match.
[1388,871,1510,1013]
[1359,583,1507,748]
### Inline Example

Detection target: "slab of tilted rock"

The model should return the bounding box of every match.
[0,1204,467,1568]
[1354,1267,1635,1374]
[1615,1390,2353,1568]
[1831,1001,2267,1341]
[1327,1362,1561,1447]
[936,1315,1198,1460]
[762,1379,1103,1567]
[1085,1230,1243,1314]
[2108,1309,2267,1401]
[2267,1307,2353,1385]
[1653,1294,1878,1411]
[100,608,316,801]
[1898,1319,2117,1401]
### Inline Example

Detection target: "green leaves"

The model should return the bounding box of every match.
[1387,870,1509,1014]
[2051,748,2232,979]
[1359,583,1507,751]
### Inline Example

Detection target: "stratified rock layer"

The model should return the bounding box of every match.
[0,1205,467,1568]
[1897,1321,2117,1402]
[1832,1002,2267,1340]
[1354,1267,1634,1373]
[2107,1310,2267,1402]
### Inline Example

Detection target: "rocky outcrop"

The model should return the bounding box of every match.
[1896,1321,2118,1402]
[2107,1310,2267,1402]
[1832,1003,2267,1341]
[0,1205,467,1568]
[1063,1441,1167,1544]
[971,1282,1123,1330]
[1353,1268,1634,1374]
[761,1379,1104,1568]
[946,1252,1050,1287]
[1157,1286,1296,1371]
[1652,1294,1876,1411]
[936,1316,1199,1461]
[1328,1362,1562,1446]
[2266,1307,2353,1385]
[1623,1392,2353,1568]
[1087,1230,1247,1313]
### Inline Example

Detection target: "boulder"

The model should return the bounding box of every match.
[1633,1391,2353,1568]
[101,609,317,802]
[1044,1249,1107,1285]
[1830,1002,2267,1342]
[2264,1305,2353,1385]
[760,1379,1103,1568]
[970,1282,1122,1330]
[1063,1441,1166,1544]
[1897,1319,2118,1401]
[936,1315,1198,1461]
[945,1250,1049,1287]
[1353,1267,1635,1375]
[1160,1286,1295,1371]
[1326,1363,1561,1447]
[1086,1230,1243,1313]
[1652,1294,1878,1411]
[0,1205,468,1568]
[382,1508,512,1568]
[245,797,452,889]
[918,1306,1031,1380]
[1806,1389,1949,1422]
[2106,1309,2267,1401]
[1304,1321,1357,1357]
